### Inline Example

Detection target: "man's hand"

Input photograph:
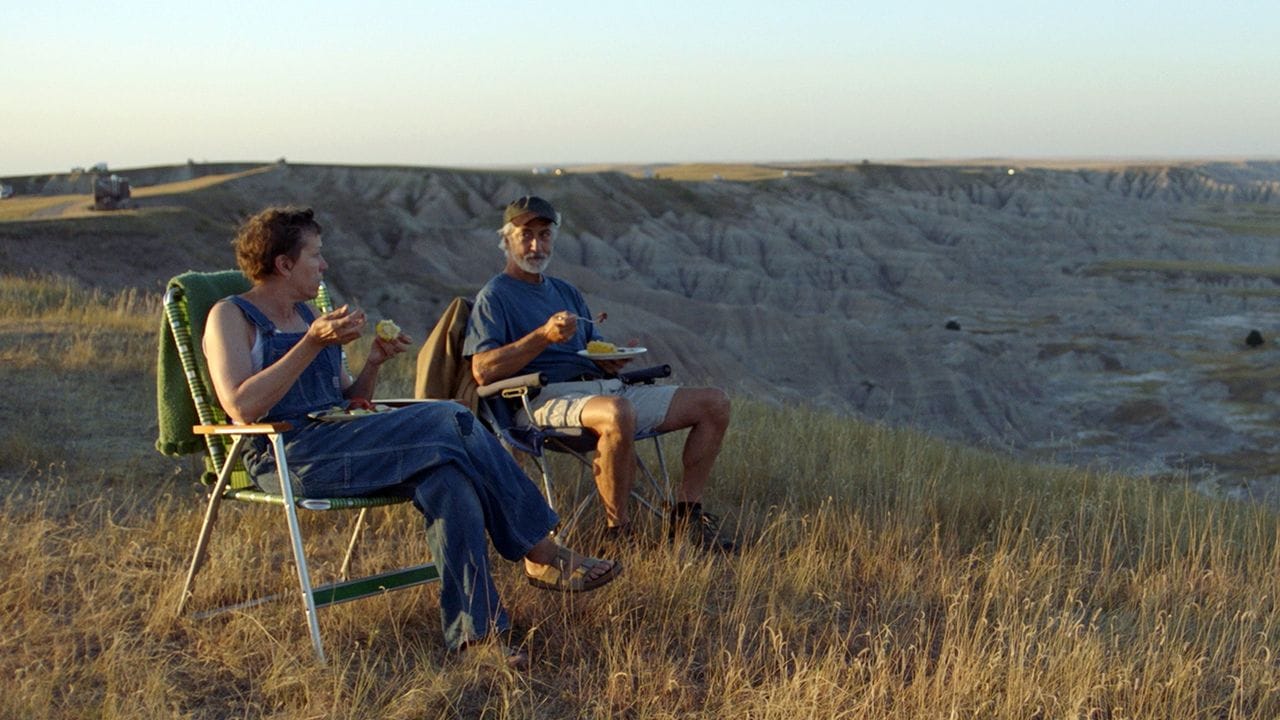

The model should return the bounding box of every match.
[593,357,633,375]
[540,311,578,344]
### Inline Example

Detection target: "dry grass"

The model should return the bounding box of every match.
[0,195,87,221]
[1180,209,1280,238]
[3,274,1280,718]
[1084,259,1280,281]
[127,166,277,199]
[567,163,807,182]
[642,164,803,182]
[0,166,275,222]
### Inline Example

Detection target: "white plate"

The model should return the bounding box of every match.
[576,346,647,361]
[307,405,392,422]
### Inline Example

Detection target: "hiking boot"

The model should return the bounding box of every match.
[668,503,737,554]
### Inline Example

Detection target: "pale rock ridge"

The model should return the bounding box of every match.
[7,160,1280,501]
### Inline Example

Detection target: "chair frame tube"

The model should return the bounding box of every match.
[504,385,674,537]
[178,426,441,662]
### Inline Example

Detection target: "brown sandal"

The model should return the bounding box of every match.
[525,544,622,593]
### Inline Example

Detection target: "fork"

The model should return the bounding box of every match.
[565,312,607,325]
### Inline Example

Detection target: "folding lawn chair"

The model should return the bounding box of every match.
[476,368,676,539]
[157,270,439,663]
[413,296,675,541]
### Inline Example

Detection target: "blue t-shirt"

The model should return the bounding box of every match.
[464,273,604,383]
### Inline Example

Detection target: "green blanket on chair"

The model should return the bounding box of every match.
[155,270,250,456]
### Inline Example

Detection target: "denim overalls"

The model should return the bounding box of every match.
[229,295,558,650]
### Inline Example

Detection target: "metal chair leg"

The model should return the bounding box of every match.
[634,436,674,516]
[541,436,673,535]
[176,435,247,616]
[272,433,327,663]
[339,508,369,581]
[533,454,556,513]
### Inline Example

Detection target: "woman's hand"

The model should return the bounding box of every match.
[366,329,412,367]
[308,304,367,346]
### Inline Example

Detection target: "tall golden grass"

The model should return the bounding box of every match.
[2,273,1279,718]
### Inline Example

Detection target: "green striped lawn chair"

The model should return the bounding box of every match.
[160,270,438,662]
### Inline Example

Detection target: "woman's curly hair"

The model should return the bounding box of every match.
[233,206,323,281]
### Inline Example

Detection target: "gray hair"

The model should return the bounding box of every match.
[496,220,560,252]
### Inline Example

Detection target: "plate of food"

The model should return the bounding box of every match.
[308,402,392,422]
[577,341,647,361]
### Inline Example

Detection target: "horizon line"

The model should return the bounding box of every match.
[6,154,1280,180]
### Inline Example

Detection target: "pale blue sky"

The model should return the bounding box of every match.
[3,1,1277,175]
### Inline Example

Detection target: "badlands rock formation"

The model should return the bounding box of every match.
[5,160,1280,499]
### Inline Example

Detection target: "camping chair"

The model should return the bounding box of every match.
[413,296,675,540]
[475,367,676,540]
[158,270,438,663]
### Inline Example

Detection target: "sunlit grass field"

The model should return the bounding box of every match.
[2,274,1280,718]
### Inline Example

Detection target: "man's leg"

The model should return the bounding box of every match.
[654,387,731,503]
[578,395,637,526]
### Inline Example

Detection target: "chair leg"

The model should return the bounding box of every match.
[650,436,673,503]
[339,508,369,581]
[176,486,225,616]
[542,442,596,536]
[177,436,246,616]
[540,437,675,533]
[562,491,595,542]
[533,453,556,513]
[633,437,674,518]
[272,433,327,663]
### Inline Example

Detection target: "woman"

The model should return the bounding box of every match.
[203,206,619,667]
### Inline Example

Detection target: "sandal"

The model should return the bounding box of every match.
[525,544,622,593]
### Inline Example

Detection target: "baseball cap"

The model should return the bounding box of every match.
[503,196,559,227]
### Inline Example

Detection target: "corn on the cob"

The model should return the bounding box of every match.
[375,319,401,341]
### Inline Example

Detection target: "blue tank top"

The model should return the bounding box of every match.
[228,296,346,425]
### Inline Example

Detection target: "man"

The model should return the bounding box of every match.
[464,196,734,552]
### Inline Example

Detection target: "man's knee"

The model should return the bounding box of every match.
[693,387,731,428]
[583,395,637,436]
[709,387,730,415]
[659,386,729,432]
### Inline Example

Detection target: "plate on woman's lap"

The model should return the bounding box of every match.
[308,405,392,422]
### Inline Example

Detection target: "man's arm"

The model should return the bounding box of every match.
[471,311,578,385]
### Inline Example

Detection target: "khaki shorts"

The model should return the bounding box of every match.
[521,379,678,434]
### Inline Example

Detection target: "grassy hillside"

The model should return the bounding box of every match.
[2,273,1279,718]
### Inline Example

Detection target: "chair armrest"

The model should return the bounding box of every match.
[194,422,292,435]
[477,372,547,399]
[618,364,672,385]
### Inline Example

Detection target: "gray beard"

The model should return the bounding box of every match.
[514,254,551,275]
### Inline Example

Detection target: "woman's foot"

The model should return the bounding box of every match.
[524,539,621,593]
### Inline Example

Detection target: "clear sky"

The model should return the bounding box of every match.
[3,1,1278,175]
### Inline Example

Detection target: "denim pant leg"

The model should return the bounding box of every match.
[411,462,509,651]
[449,409,559,561]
